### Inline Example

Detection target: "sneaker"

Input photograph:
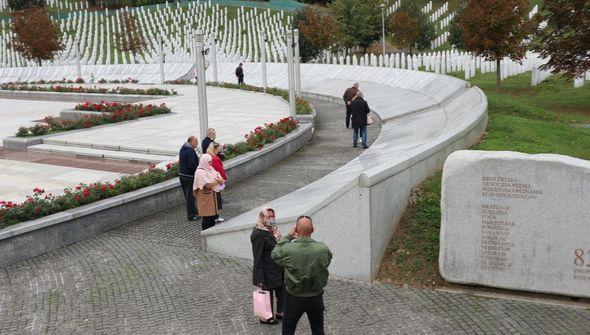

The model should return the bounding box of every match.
[188,216,201,221]
[353,144,358,148]
[362,145,370,149]
[215,217,225,223]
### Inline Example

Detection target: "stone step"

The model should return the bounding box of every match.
[42,138,177,156]
[28,144,175,164]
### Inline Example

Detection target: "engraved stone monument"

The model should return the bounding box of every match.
[439,150,590,298]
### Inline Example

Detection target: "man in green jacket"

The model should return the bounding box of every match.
[271,215,332,335]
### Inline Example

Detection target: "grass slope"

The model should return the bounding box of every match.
[377,72,590,288]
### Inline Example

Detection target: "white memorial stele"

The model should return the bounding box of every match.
[440,150,590,298]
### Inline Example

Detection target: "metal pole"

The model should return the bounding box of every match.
[286,30,296,117]
[294,28,301,98]
[75,40,82,80]
[381,3,386,57]
[195,30,209,142]
[158,36,165,84]
[210,36,218,83]
[259,31,267,90]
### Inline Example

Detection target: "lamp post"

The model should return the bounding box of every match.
[194,30,209,141]
[286,30,296,117]
[294,28,301,98]
[75,39,81,80]
[158,36,165,84]
[210,35,218,83]
[380,2,386,57]
[259,31,267,90]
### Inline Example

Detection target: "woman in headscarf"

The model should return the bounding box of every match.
[193,154,225,231]
[207,142,227,223]
[250,208,284,324]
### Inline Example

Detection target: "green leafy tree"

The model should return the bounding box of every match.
[393,0,435,51]
[329,0,382,52]
[533,0,590,78]
[448,0,468,49]
[294,7,342,62]
[389,11,419,52]
[7,0,45,11]
[460,0,533,91]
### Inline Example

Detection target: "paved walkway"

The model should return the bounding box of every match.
[0,100,589,334]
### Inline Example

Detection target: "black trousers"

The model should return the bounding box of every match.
[269,286,285,315]
[201,216,217,230]
[282,292,324,335]
[345,108,352,128]
[179,176,196,219]
[238,75,244,84]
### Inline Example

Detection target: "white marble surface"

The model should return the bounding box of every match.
[0,159,122,203]
[0,99,71,145]
[4,85,290,154]
[440,150,590,298]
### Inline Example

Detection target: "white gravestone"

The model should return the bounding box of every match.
[440,150,590,298]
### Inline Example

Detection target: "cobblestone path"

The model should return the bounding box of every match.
[0,100,589,334]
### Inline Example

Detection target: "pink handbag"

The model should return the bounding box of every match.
[252,289,273,320]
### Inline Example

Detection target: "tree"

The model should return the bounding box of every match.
[460,0,533,91]
[389,11,419,52]
[11,7,63,66]
[448,0,468,49]
[296,7,342,62]
[7,0,45,11]
[533,0,590,78]
[116,12,147,63]
[392,0,435,52]
[329,0,382,52]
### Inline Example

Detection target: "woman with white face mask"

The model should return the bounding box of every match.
[251,208,284,324]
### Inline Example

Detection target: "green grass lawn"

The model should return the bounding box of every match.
[377,71,590,287]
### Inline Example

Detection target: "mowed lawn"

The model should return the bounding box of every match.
[377,72,590,287]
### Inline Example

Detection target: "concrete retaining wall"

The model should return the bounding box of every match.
[0,121,314,268]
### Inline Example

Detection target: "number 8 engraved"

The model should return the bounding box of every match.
[574,249,584,266]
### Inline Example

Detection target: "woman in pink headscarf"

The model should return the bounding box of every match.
[193,154,225,231]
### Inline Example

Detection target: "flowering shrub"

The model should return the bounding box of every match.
[165,79,194,85]
[2,116,300,226]
[16,103,171,137]
[0,163,179,228]
[223,116,300,159]
[75,77,85,84]
[207,82,312,115]
[0,83,177,96]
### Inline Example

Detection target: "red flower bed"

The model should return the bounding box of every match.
[16,103,171,137]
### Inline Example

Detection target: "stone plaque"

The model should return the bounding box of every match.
[439,150,590,298]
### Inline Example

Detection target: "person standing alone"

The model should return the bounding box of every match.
[236,63,244,85]
[271,216,332,335]
[178,136,199,221]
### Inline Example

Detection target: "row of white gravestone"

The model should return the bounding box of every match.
[421,1,433,14]
[429,2,448,23]
[0,1,289,68]
[431,31,450,49]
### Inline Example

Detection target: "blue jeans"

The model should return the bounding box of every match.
[353,126,367,147]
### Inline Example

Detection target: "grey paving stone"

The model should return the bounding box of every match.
[0,99,588,335]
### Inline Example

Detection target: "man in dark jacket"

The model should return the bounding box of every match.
[272,216,332,335]
[342,82,359,128]
[179,136,199,221]
[350,91,370,149]
[201,128,216,155]
[236,63,244,85]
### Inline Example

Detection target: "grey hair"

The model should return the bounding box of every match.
[356,91,364,99]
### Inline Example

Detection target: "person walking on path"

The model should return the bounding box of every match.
[193,154,225,231]
[207,142,226,223]
[251,208,285,325]
[343,82,359,129]
[350,91,371,149]
[178,136,200,221]
[236,63,244,85]
[271,216,332,335]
